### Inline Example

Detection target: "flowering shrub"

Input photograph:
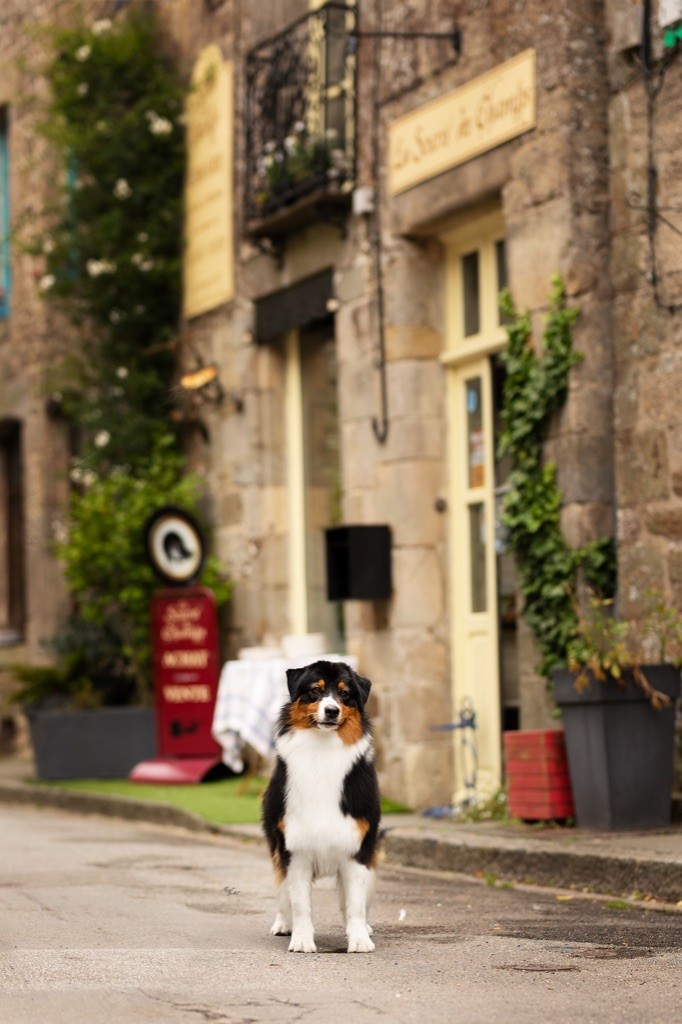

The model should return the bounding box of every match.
[27,12,232,703]
[36,10,185,471]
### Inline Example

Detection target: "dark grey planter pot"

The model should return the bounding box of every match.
[553,665,681,830]
[28,706,156,781]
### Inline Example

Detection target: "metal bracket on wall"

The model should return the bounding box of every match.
[634,0,682,313]
[356,16,461,443]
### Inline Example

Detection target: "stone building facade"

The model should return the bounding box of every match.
[1,0,681,805]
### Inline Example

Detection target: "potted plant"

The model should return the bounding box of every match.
[10,616,156,780]
[553,593,682,830]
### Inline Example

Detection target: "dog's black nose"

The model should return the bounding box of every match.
[324,704,340,720]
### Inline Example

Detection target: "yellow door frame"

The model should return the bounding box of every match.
[441,206,507,802]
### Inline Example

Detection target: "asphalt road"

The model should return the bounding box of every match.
[0,805,681,1024]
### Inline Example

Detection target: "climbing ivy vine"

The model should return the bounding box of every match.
[498,276,616,681]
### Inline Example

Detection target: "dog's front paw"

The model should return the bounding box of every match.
[270,913,292,936]
[347,925,375,953]
[288,930,317,953]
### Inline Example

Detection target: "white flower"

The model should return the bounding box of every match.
[137,232,149,243]
[284,135,297,154]
[52,517,69,545]
[264,140,277,154]
[86,258,115,277]
[75,45,91,62]
[81,469,97,487]
[113,178,132,199]
[116,366,129,379]
[92,19,112,36]
[294,120,306,134]
[94,430,111,448]
[77,82,89,97]
[108,309,124,323]
[39,274,55,292]
[133,304,146,315]
[325,127,338,141]
[42,237,55,254]
[149,116,173,136]
[69,466,83,483]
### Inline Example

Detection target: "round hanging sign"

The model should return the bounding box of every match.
[144,506,206,586]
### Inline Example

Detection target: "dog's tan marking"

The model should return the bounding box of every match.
[288,699,318,730]
[338,706,363,745]
[271,848,286,885]
[277,817,285,835]
[337,682,348,692]
[355,817,370,841]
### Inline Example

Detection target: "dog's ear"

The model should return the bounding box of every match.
[286,667,306,699]
[352,670,372,709]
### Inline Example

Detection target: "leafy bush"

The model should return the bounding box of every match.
[56,436,232,704]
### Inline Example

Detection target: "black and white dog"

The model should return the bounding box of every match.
[262,660,380,953]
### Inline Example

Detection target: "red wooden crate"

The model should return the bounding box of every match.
[504,729,575,821]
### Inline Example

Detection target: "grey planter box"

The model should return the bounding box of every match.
[28,706,156,780]
[553,665,681,830]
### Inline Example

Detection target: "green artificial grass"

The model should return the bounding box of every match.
[34,776,410,825]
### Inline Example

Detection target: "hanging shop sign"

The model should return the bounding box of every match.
[388,49,536,196]
[144,506,206,587]
[183,44,234,319]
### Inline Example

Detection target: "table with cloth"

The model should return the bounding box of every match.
[211,653,357,773]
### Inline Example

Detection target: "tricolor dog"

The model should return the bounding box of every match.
[262,660,380,953]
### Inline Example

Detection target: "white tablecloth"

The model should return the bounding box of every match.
[211,654,357,772]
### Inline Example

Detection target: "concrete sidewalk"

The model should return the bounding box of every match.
[1,754,681,907]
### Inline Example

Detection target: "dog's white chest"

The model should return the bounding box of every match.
[276,729,371,863]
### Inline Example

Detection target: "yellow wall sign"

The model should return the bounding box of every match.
[183,45,234,319]
[388,50,536,196]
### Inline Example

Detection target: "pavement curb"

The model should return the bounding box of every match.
[1,781,681,905]
[382,828,682,905]
[0,780,261,844]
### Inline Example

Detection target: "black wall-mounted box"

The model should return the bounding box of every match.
[325,525,392,601]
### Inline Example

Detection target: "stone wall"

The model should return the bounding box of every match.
[0,0,94,666]
[606,5,682,792]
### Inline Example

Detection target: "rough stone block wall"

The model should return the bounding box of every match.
[606,7,682,793]
[0,0,87,663]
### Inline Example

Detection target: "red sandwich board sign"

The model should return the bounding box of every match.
[150,587,221,758]
[129,507,223,784]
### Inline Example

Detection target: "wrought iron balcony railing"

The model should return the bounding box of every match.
[245,2,357,232]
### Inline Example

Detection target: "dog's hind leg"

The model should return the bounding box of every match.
[270,883,292,936]
[286,853,317,953]
[340,861,375,953]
